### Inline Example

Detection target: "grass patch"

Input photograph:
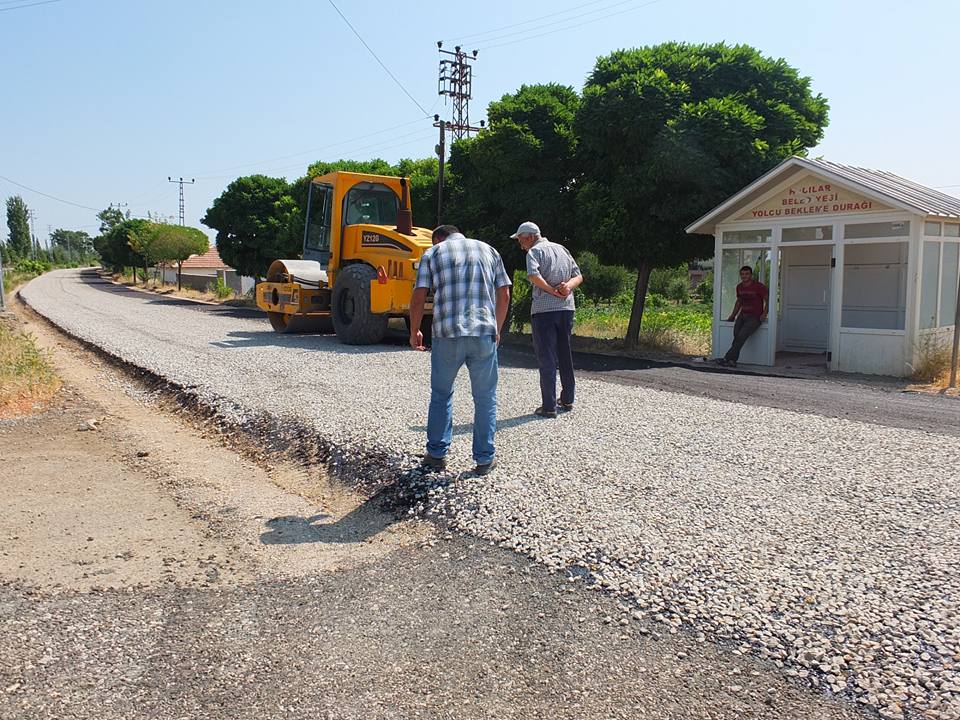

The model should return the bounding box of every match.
[0,318,60,417]
[912,335,955,387]
[574,300,712,357]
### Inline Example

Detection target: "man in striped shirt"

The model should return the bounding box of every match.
[409,225,512,476]
[514,221,583,418]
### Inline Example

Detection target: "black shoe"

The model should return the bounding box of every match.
[713,358,729,366]
[727,360,738,368]
[421,454,447,471]
[474,459,498,476]
[534,406,558,418]
[558,401,574,412]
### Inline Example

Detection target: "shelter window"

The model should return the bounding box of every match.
[841,242,907,330]
[720,248,771,319]
[343,183,399,225]
[722,229,771,245]
[844,221,910,239]
[925,221,943,237]
[940,243,959,327]
[920,242,940,329]
[782,225,833,242]
[944,223,960,238]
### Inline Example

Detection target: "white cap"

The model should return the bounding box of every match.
[510,221,541,239]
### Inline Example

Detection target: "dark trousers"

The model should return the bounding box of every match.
[531,310,575,411]
[724,314,762,362]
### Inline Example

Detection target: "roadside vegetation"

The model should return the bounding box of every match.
[0,317,60,417]
[112,269,254,307]
[510,258,713,357]
[911,336,957,391]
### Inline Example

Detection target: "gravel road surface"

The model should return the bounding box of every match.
[21,269,960,720]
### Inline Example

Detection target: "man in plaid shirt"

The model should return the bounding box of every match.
[409,224,512,476]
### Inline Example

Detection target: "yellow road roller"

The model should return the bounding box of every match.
[256,171,433,344]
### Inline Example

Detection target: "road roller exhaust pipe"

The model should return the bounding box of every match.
[396,177,414,236]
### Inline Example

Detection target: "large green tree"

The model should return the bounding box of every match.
[447,83,581,274]
[97,206,127,235]
[201,175,298,280]
[5,196,32,257]
[94,218,150,273]
[577,42,829,346]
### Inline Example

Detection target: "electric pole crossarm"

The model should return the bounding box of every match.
[168,177,195,226]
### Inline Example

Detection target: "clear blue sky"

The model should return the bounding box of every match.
[2,0,958,245]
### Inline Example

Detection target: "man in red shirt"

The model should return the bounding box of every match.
[716,265,768,367]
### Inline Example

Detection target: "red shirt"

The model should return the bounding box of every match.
[737,280,768,317]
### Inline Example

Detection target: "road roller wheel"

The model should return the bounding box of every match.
[331,264,388,345]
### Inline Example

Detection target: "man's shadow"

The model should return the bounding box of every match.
[259,490,397,545]
[408,412,546,436]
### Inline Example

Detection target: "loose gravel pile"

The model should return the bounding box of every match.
[22,270,960,720]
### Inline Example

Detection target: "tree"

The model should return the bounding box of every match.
[447,83,581,276]
[5,196,32,258]
[151,224,209,290]
[126,222,164,283]
[577,42,829,346]
[202,175,298,280]
[97,206,127,235]
[50,229,94,264]
[94,218,149,274]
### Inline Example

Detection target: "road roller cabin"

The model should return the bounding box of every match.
[256,171,434,345]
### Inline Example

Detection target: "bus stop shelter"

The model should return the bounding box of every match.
[686,157,960,377]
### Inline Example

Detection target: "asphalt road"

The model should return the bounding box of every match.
[79,270,960,436]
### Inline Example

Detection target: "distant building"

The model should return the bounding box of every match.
[159,247,255,295]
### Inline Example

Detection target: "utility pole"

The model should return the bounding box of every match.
[0,251,6,311]
[950,279,960,389]
[433,115,447,224]
[437,42,485,140]
[168,176,195,226]
[434,42,485,224]
[27,209,37,260]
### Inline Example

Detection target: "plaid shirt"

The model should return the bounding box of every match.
[526,237,581,314]
[415,233,512,338]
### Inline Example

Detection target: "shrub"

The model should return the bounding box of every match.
[576,251,631,304]
[14,258,50,275]
[646,293,668,309]
[209,276,233,300]
[666,276,690,304]
[912,336,952,384]
[696,271,713,301]
[510,269,532,331]
[648,265,687,296]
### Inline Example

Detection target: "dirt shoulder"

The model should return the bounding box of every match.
[0,305,867,720]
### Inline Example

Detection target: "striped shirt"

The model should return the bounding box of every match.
[415,233,512,338]
[526,237,581,314]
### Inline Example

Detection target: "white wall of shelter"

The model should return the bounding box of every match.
[687,157,960,377]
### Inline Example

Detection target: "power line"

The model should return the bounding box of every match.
[472,0,649,47]
[0,174,100,211]
[255,128,438,176]
[193,116,429,178]
[444,0,631,44]
[0,0,63,12]
[481,0,664,50]
[325,0,429,115]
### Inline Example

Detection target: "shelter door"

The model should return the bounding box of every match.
[779,244,832,352]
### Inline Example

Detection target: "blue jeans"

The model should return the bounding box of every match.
[531,310,575,412]
[427,336,498,465]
